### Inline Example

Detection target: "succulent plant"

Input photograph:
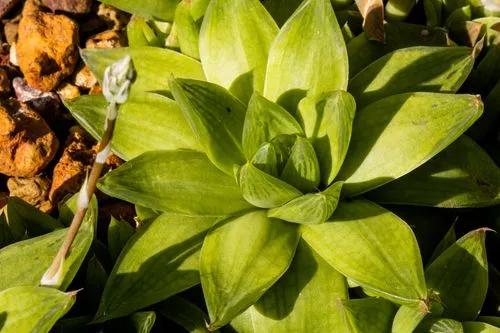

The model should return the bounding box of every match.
[59,0,500,331]
[0,0,498,332]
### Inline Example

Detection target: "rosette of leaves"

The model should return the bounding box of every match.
[65,0,500,331]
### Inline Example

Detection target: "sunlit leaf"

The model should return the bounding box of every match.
[100,0,180,21]
[302,200,427,305]
[95,213,217,322]
[231,239,348,332]
[99,150,251,216]
[264,0,348,108]
[339,93,483,196]
[280,136,320,192]
[0,286,75,333]
[170,78,246,175]
[368,136,500,207]
[339,298,396,333]
[175,0,201,59]
[200,210,300,329]
[463,322,500,333]
[200,0,278,103]
[65,93,201,161]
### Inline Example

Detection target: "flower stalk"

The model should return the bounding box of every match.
[41,56,135,287]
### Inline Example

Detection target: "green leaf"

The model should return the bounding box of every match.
[348,22,450,77]
[81,47,205,95]
[65,93,200,161]
[95,213,217,322]
[4,198,62,236]
[108,217,134,261]
[302,200,427,305]
[231,239,348,332]
[297,91,356,185]
[238,162,303,208]
[85,257,108,309]
[478,317,500,328]
[470,42,500,94]
[129,312,156,333]
[368,136,500,207]
[126,17,164,48]
[200,0,278,103]
[425,229,489,321]
[429,224,457,264]
[158,296,214,333]
[338,93,483,196]
[392,305,429,333]
[0,196,97,291]
[416,318,464,333]
[0,286,75,333]
[264,0,348,108]
[268,181,343,224]
[261,0,303,26]
[170,78,246,175]
[339,298,396,333]
[200,210,300,329]
[99,150,250,216]
[242,93,303,159]
[190,0,210,21]
[280,136,320,192]
[463,322,500,333]
[100,0,180,21]
[175,1,200,59]
[349,46,474,107]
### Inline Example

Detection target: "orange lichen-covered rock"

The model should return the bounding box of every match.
[0,99,59,177]
[17,0,79,92]
[7,175,53,213]
[49,126,93,204]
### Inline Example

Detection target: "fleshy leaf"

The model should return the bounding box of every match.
[264,0,348,108]
[416,318,464,333]
[81,47,205,95]
[170,78,246,175]
[158,296,214,333]
[425,229,489,321]
[302,200,427,305]
[239,162,302,208]
[348,22,450,77]
[463,322,500,333]
[368,136,500,208]
[297,91,356,185]
[200,210,300,329]
[95,213,217,322]
[349,46,474,107]
[268,181,343,224]
[242,93,303,159]
[231,239,348,332]
[175,1,201,59]
[478,317,500,328]
[3,197,62,237]
[0,286,75,333]
[65,93,201,161]
[98,150,251,216]
[107,217,134,262]
[99,0,179,21]
[392,304,429,333]
[0,196,97,291]
[339,93,483,196]
[339,298,396,333]
[429,224,457,264]
[200,0,278,103]
[280,136,320,192]
[126,17,164,48]
[129,312,156,333]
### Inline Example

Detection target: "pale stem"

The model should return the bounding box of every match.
[41,103,117,284]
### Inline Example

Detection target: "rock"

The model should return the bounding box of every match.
[0,192,7,209]
[0,99,59,177]
[41,0,93,14]
[17,0,79,92]
[3,14,20,45]
[7,175,53,212]
[97,4,128,31]
[86,30,126,49]
[0,67,11,96]
[56,81,80,100]
[74,64,97,90]
[49,126,94,204]
[0,0,21,19]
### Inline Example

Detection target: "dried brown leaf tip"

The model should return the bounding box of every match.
[356,0,385,42]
